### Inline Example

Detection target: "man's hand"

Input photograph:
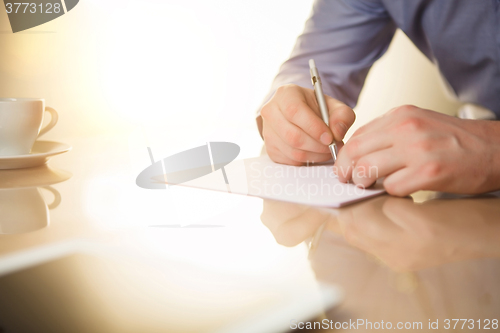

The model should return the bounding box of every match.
[338,195,500,271]
[260,84,355,165]
[260,200,334,247]
[334,105,500,196]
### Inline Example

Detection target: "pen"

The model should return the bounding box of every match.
[309,59,338,162]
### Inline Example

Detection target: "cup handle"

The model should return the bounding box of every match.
[38,106,59,137]
[41,186,62,210]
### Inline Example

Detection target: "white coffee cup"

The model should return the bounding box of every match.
[0,98,58,156]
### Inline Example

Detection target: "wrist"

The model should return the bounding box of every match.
[463,118,500,142]
[465,119,500,192]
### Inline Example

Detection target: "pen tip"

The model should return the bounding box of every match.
[309,59,316,69]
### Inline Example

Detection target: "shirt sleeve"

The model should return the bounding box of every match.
[256,0,397,135]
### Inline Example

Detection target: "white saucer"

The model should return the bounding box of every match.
[0,141,71,170]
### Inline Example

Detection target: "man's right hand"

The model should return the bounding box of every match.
[260,84,355,165]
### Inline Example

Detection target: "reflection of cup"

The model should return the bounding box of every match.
[0,98,58,156]
[0,186,61,234]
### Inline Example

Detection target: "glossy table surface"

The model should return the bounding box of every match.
[0,134,499,332]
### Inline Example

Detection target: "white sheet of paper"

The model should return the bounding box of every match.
[172,155,385,208]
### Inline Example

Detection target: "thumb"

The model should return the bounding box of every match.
[325,96,356,142]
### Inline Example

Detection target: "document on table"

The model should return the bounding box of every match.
[156,155,385,208]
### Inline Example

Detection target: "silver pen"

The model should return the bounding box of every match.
[309,59,338,162]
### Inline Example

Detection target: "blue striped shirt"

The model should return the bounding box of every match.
[263,0,500,120]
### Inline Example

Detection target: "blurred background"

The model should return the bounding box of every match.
[0,4,476,329]
[0,0,461,155]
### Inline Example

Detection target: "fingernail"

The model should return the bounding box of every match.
[334,122,348,139]
[320,132,332,145]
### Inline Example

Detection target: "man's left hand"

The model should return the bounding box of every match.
[334,105,500,196]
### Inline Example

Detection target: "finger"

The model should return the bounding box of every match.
[351,148,405,188]
[383,167,426,197]
[274,134,332,164]
[350,105,420,140]
[337,196,394,247]
[280,100,334,146]
[267,108,331,154]
[325,97,356,142]
[334,132,393,182]
[265,130,331,165]
[260,200,308,231]
[350,113,395,139]
[274,208,330,247]
[350,118,383,138]
[334,140,345,151]
[263,126,301,165]
[342,132,393,161]
[265,143,302,166]
[263,113,330,157]
[381,198,431,234]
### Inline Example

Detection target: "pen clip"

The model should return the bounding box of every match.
[310,63,321,86]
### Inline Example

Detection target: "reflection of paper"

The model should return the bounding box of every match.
[166,156,385,208]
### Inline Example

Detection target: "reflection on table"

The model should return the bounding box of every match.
[261,194,500,331]
[0,165,71,234]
